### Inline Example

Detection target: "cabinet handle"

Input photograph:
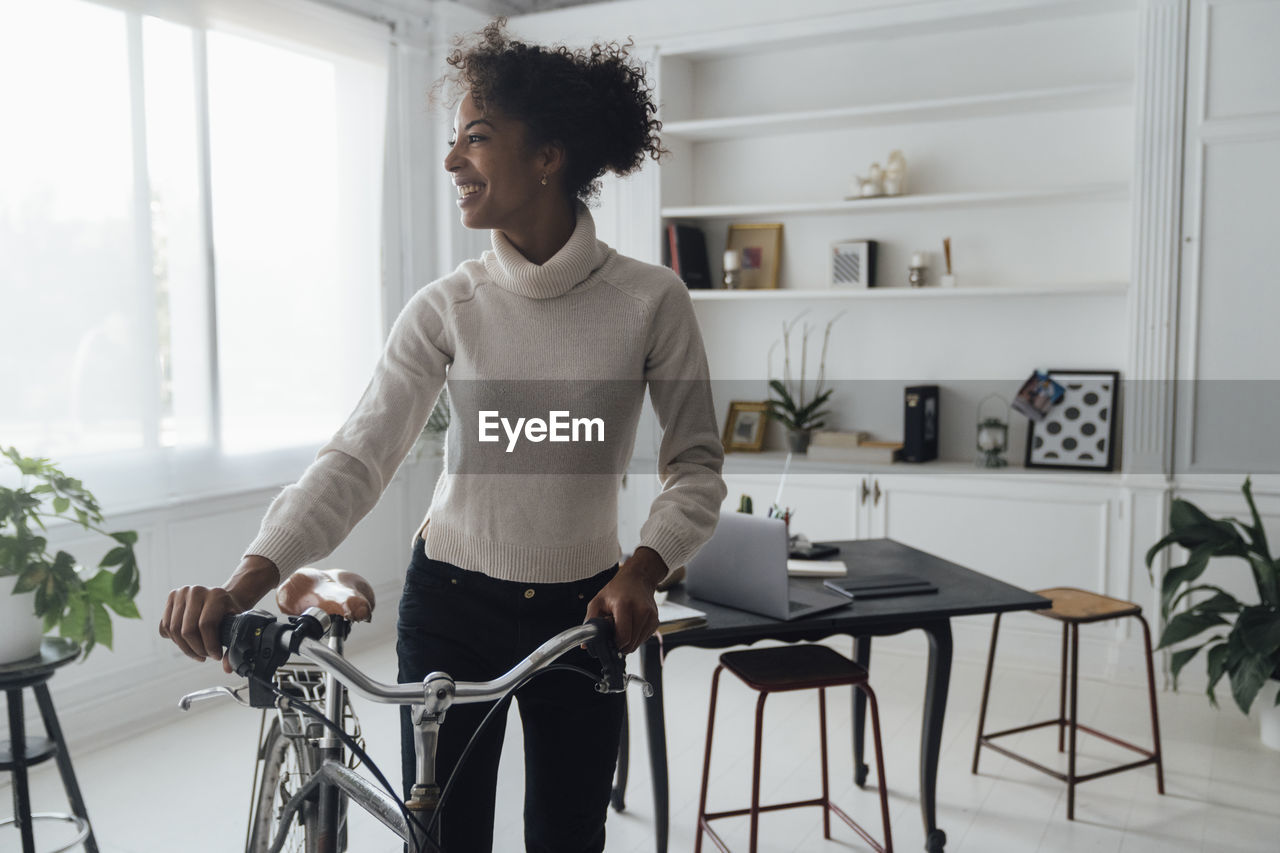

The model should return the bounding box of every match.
[873,480,882,506]
[860,478,870,505]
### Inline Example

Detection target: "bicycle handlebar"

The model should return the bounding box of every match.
[216,610,632,710]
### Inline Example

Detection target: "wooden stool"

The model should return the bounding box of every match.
[971,587,1165,819]
[1,639,98,853]
[696,644,892,853]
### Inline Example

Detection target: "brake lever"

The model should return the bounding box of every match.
[178,684,252,711]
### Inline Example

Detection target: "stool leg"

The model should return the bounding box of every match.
[1058,623,1069,753]
[1067,623,1080,821]
[34,684,98,852]
[695,665,725,853]
[971,613,1001,775]
[861,683,893,853]
[7,689,36,853]
[819,687,831,840]
[1135,614,1166,795]
[749,692,768,853]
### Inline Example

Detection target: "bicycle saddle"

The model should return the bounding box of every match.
[277,567,376,621]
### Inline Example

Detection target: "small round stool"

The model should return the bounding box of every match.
[696,644,892,853]
[1,638,98,852]
[971,587,1165,820]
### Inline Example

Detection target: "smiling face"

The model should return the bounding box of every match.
[444,93,556,238]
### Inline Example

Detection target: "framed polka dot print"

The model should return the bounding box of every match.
[1025,370,1120,471]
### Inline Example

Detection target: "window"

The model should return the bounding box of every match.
[0,0,389,506]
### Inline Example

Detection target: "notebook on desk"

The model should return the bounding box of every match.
[686,512,850,621]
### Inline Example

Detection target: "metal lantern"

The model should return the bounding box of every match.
[975,394,1010,468]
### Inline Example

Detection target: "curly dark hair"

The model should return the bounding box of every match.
[437,19,666,204]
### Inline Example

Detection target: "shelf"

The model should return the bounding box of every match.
[662,84,1132,141]
[688,283,1128,302]
[657,0,1134,60]
[661,183,1129,220]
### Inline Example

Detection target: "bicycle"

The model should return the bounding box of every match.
[177,571,650,853]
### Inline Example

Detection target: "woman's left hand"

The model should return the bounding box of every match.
[585,547,668,654]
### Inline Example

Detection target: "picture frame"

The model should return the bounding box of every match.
[1025,370,1120,471]
[722,401,769,453]
[830,239,877,289]
[726,223,783,290]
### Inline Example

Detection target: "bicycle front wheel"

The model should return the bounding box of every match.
[247,718,321,853]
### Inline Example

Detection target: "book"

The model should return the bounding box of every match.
[662,223,712,289]
[823,572,937,600]
[787,559,848,577]
[810,430,871,449]
[806,443,902,464]
[656,599,708,634]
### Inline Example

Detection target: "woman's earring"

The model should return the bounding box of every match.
[540,174,548,186]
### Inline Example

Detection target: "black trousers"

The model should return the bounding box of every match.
[397,540,624,853]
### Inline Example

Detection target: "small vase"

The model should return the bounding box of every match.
[0,577,43,665]
[1261,679,1280,751]
[787,430,812,454]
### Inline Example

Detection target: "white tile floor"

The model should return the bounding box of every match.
[4,632,1278,852]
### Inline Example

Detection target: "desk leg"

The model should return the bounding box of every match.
[852,635,871,787]
[921,621,953,853]
[640,641,669,853]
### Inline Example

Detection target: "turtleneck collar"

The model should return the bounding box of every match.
[483,201,607,300]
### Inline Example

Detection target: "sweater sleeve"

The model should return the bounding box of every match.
[637,277,727,570]
[243,285,453,578]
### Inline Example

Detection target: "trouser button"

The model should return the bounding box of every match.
[524,588,535,599]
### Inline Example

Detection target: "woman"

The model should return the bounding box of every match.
[158,20,725,853]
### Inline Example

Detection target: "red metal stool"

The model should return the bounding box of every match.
[696,644,892,853]
[971,587,1165,819]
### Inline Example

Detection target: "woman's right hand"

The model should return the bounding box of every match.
[158,555,279,672]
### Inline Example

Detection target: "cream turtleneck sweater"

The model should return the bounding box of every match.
[244,205,726,585]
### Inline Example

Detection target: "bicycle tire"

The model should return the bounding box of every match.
[246,718,323,853]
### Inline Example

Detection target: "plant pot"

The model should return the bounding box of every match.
[1261,679,1280,751]
[786,430,812,454]
[0,576,43,665]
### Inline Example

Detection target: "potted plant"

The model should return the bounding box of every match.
[0,447,142,663]
[1145,478,1280,744]
[766,311,843,454]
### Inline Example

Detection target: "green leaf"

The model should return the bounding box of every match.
[1205,642,1230,704]
[1242,477,1273,564]
[98,546,128,568]
[106,597,140,619]
[91,602,113,651]
[1170,636,1221,681]
[1229,654,1272,715]
[1160,543,1217,617]
[1168,584,1238,614]
[1237,606,1280,658]
[109,530,138,546]
[1158,610,1228,649]
[59,596,88,643]
[52,496,70,514]
[112,558,138,598]
[12,563,46,594]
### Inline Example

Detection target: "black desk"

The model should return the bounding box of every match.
[627,538,1049,853]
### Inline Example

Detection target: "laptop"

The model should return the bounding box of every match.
[686,511,851,621]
